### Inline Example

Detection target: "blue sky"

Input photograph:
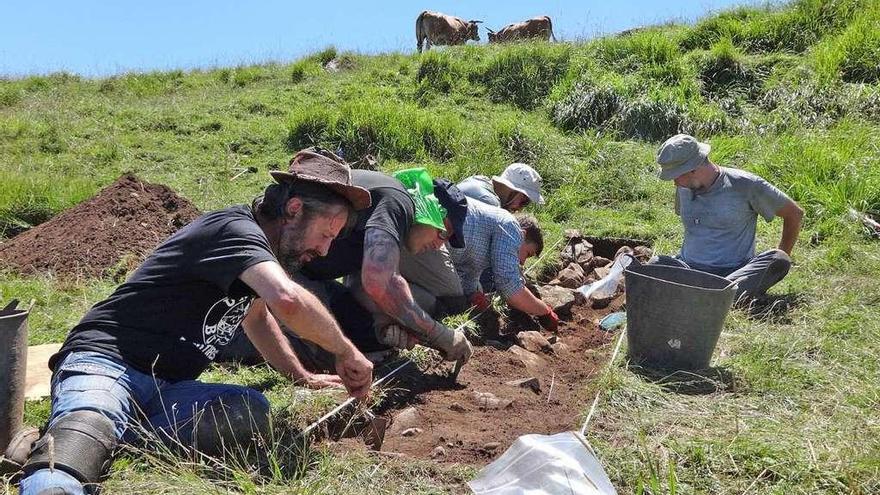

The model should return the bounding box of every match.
[0,1,763,78]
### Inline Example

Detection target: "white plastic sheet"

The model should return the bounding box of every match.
[468,431,617,495]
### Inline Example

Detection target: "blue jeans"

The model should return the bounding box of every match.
[19,351,268,495]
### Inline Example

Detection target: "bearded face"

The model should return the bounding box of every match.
[274,204,350,274]
[276,213,321,273]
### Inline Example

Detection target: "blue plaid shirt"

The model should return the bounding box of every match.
[449,198,524,298]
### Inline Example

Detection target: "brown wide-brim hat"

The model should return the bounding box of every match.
[270,148,372,210]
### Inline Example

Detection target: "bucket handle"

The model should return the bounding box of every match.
[625,258,740,293]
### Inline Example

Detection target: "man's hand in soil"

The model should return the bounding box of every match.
[377,324,419,350]
[335,348,374,399]
[536,304,560,332]
[299,373,345,390]
[427,321,473,363]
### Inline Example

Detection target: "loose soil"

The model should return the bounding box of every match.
[328,295,625,466]
[0,174,200,279]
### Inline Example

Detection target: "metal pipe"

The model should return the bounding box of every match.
[0,301,29,452]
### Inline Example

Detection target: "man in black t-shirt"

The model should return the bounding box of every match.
[300,167,473,365]
[19,150,375,495]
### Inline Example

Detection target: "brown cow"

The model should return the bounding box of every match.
[416,11,482,53]
[487,16,556,43]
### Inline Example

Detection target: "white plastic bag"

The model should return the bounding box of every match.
[576,255,633,301]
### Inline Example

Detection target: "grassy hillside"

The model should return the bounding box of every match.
[2,0,879,493]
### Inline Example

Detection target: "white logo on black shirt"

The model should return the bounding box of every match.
[196,296,253,359]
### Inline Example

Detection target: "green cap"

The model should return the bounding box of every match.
[393,168,448,232]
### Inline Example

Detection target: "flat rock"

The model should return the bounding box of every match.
[516,331,552,353]
[506,377,541,394]
[538,285,577,314]
[551,262,585,288]
[593,265,611,280]
[471,391,513,410]
[482,442,502,452]
[449,402,467,413]
[508,345,548,374]
[633,245,653,262]
[387,406,420,436]
[614,245,634,260]
[431,446,447,458]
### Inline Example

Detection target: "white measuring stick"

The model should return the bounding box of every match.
[299,358,413,438]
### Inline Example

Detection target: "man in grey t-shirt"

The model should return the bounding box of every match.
[652,134,804,302]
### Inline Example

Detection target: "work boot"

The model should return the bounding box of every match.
[1,426,39,474]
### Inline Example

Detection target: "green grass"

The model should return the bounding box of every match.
[2,0,880,493]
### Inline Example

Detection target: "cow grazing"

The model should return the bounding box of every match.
[487,16,556,43]
[416,11,482,53]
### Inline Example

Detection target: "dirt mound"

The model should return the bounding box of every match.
[0,174,200,279]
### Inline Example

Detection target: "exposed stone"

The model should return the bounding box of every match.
[633,245,653,262]
[506,377,541,394]
[563,229,582,242]
[516,331,552,353]
[482,442,502,452]
[561,237,594,269]
[547,334,558,344]
[387,406,420,436]
[509,345,548,374]
[614,245,634,260]
[431,446,447,458]
[551,262,585,288]
[538,285,577,314]
[450,402,467,413]
[401,427,423,437]
[594,265,611,280]
[471,391,514,410]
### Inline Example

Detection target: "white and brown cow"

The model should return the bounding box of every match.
[416,11,482,53]
[487,16,556,43]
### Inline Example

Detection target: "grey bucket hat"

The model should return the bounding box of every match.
[656,134,711,180]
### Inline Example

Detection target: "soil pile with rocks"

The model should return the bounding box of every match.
[0,174,200,279]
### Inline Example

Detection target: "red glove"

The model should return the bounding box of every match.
[536,304,559,331]
[470,291,490,311]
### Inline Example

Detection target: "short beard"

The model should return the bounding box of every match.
[276,214,309,274]
[278,253,304,274]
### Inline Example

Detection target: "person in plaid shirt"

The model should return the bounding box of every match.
[399,180,559,333]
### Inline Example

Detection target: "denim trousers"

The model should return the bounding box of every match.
[19,350,268,495]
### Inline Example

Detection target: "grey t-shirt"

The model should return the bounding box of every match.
[457,175,501,208]
[677,167,791,271]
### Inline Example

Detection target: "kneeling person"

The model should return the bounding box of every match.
[19,150,375,495]
[400,180,559,332]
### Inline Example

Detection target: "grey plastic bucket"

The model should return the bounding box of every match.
[624,263,736,370]
[0,302,29,452]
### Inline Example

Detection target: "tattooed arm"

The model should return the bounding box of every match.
[360,228,441,341]
[361,228,474,363]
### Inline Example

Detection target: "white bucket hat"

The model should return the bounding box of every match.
[656,134,711,180]
[491,163,545,205]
